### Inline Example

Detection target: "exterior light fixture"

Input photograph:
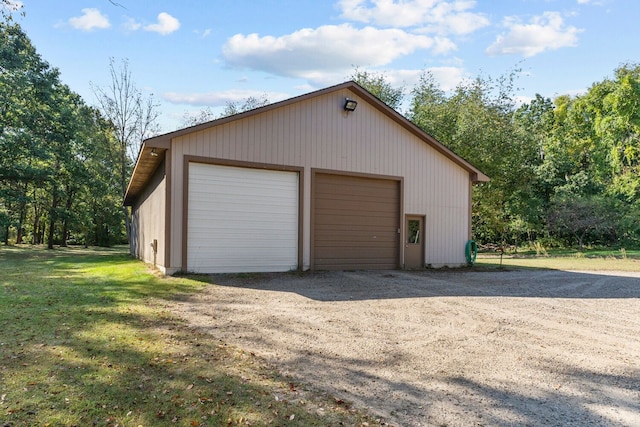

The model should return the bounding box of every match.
[343,98,358,112]
[150,148,158,157]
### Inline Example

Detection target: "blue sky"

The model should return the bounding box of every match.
[6,0,640,131]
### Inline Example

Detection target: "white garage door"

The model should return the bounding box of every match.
[187,163,299,273]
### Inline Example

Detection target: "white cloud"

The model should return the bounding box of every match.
[222,24,449,82]
[144,12,180,35]
[68,8,110,31]
[338,0,489,35]
[163,89,290,106]
[486,12,582,57]
[122,17,142,32]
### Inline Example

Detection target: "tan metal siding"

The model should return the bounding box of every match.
[131,162,166,270]
[168,88,470,270]
[313,173,400,270]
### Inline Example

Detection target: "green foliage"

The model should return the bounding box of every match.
[410,68,545,243]
[350,68,404,109]
[409,64,640,249]
[547,195,619,250]
[0,22,126,247]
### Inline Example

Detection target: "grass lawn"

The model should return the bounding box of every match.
[0,246,379,427]
[476,248,640,271]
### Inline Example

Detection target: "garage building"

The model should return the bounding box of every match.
[124,81,489,274]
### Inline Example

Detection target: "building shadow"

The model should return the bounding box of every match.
[204,268,640,301]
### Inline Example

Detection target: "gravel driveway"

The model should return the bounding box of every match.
[169,269,640,426]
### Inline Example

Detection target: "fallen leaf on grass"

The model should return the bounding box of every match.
[186,383,194,390]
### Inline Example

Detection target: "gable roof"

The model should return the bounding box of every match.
[124,81,489,205]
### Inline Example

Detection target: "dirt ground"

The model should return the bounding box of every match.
[168,268,640,426]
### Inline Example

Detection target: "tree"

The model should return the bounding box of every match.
[180,106,216,128]
[180,94,272,128]
[409,69,542,244]
[92,58,160,243]
[350,68,404,110]
[596,64,640,203]
[0,22,55,245]
[1,0,23,22]
[547,195,617,250]
[1,22,127,247]
[220,94,270,118]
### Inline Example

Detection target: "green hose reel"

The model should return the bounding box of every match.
[465,240,478,266]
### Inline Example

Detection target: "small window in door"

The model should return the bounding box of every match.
[408,219,420,244]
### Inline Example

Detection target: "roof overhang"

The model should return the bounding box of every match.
[123,137,169,206]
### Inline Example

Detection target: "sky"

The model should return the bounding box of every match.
[5,0,640,132]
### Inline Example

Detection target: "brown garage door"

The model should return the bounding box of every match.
[312,173,400,270]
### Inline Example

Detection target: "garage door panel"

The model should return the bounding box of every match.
[316,185,396,200]
[315,245,397,256]
[313,173,400,270]
[314,257,397,270]
[188,163,299,273]
[315,200,398,213]
[315,232,398,244]
[315,214,398,227]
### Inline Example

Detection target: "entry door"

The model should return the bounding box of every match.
[405,216,424,269]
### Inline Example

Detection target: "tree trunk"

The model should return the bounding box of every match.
[34,220,41,245]
[121,145,132,246]
[16,202,27,245]
[47,192,59,250]
[3,226,8,246]
[60,189,74,247]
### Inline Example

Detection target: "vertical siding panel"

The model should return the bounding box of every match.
[170,138,181,270]
[234,120,241,160]
[286,109,294,165]
[241,119,249,161]
[317,98,325,169]
[246,116,254,161]
[294,108,299,165]
[293,107,301,165]
[316,101,324,168]
[197,131,204,156]
[263,113,270,162]
[275,109,282,164]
